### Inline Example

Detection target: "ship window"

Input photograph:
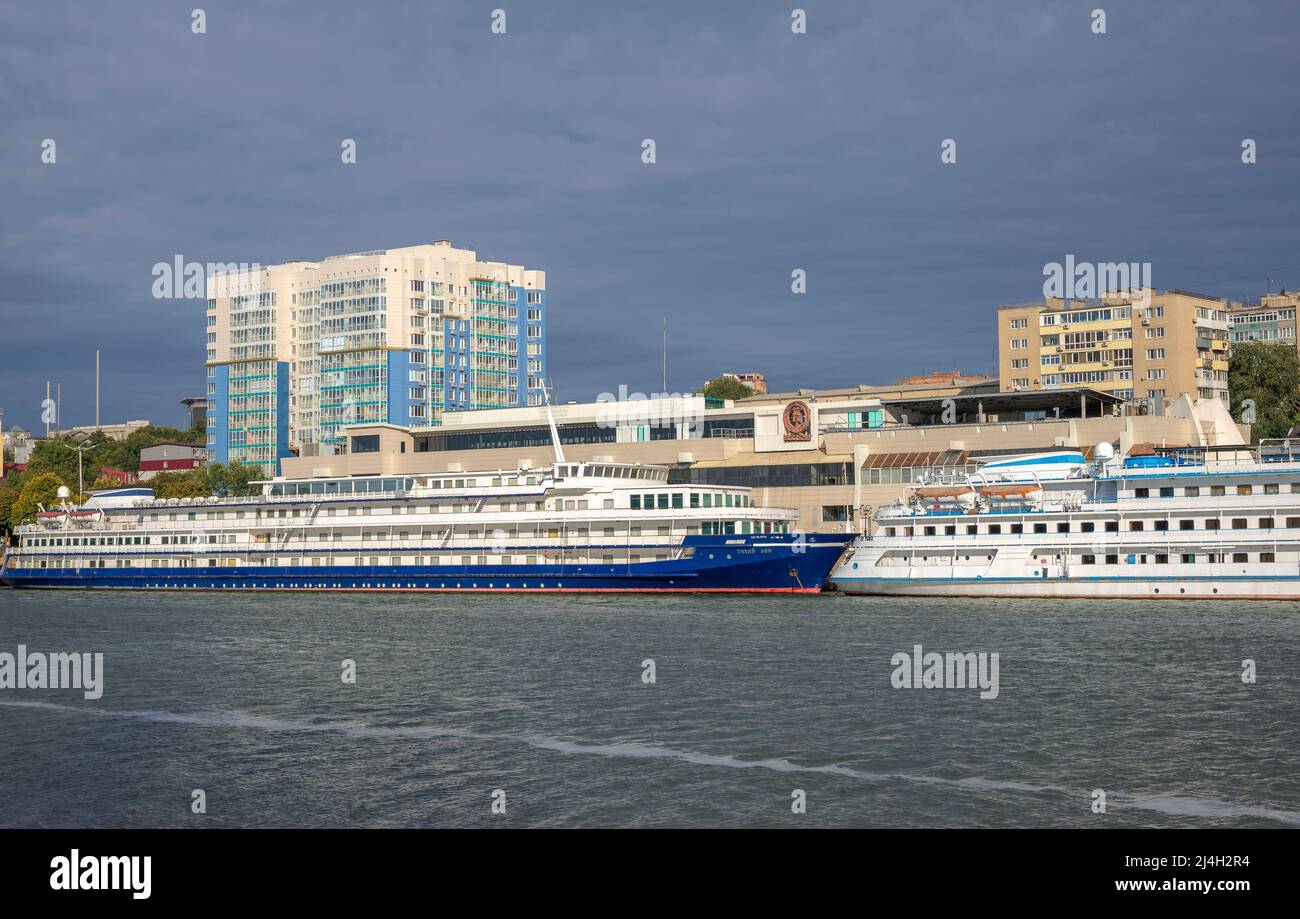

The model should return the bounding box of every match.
[658,494,670,510]
[1081,555,1096,565]
[672,494,683,509]
[1205,519,1220,529]
[987,524,1001,535]
[1057,522,1070,533]
[1288,518,1300,528]
[1265,483,1280,495]
[1261,552,1276,563]
[1179,519,1194,530]
[1033,523,1047,534]
[690,494,700,508]
[1211,486,1225,497]
[1105,521,1118,532]
[1011,523,1023,534]
[923,526,936,536]
[1184,486,1200,497]
[1155,554,1169,564]
[1237,485,1253,496]
[1292,483,1300,494]
[944,525,956,536]
[631,495,641,510]
[1232,553,1248,564]
[1129,521,1143,531]
[965,525,977,535]
[885,528,896,537]
[1180,553,1196,564]
[1231,518,1248,530]
[1134,487,1149,498]
[1080,521,1094,532]
[1154,520,1168,531]
[1260,517,1274,528]
[1105,554,1118,564]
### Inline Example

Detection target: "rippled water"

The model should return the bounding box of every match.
[1,589,1297,827]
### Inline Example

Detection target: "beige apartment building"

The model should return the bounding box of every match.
[1227,291,1300,353]
[205,240,547,474]
[998,289,1231,411]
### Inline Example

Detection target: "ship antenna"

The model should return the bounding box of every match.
[540,378,566,465]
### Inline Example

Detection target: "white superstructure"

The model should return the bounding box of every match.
[831,440,1300,599]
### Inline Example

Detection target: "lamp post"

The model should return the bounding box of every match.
[63,441,90,502]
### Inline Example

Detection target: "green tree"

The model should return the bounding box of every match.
[0,486,17,538]
[204,461,262,497]
[148,469,211,500]
[699,376,754,402]
[1228,341,1300,441]
[10,472,66,526]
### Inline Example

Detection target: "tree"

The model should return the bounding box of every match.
[204,461,262,497]
[1228,341,1300,441]
[0,486,16,539]
[699,376,754,402]
[89,474,125,490]
[9,472,65,527]
[148,469,211,500]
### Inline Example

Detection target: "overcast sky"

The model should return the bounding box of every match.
[2,0,1298,431]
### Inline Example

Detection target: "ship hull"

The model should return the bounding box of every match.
[830,575,1300,600]
[2,535,851,593]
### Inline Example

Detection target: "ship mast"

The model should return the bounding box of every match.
[540,378,566,465]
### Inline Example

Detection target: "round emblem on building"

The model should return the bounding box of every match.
[783,400,812,442]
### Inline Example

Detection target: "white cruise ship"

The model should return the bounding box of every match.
[1,459,851,593]
[830,440,1300,599]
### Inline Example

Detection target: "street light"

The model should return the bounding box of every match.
[60,440,91,502]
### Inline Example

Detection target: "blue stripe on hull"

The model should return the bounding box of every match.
[2,538,851,592]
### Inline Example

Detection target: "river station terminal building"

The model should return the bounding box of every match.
[278,375,1246,534]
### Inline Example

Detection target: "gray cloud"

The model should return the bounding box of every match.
[1,0,1298,430]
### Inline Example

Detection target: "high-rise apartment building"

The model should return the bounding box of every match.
[205,240,546,474]
[997,289,1231,410]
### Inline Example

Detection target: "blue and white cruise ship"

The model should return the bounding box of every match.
[831,440,1300,599]
[1,460,850,593]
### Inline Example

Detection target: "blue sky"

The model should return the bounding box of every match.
[2,0,1298,431]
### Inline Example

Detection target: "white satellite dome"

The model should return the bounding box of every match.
[56,486,72,499]
[1093,441,1116,460]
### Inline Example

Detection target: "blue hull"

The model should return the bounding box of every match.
[1,534,851,593]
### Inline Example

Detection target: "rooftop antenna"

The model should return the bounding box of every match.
[540,377,566,465]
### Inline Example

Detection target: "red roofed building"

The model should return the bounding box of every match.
[138,443,206,480]
[97,466,138,485]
